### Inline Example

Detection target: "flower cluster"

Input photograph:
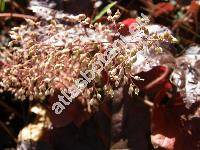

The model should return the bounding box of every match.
[0,9,175,109]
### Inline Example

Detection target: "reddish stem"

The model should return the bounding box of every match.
[0,13,37,20]
[144,66,170,91]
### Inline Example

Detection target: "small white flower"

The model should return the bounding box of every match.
[107,9,112,16]
[97,93,101,100]
[44,78,51,83]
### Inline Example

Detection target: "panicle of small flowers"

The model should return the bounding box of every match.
[0,10,175,105]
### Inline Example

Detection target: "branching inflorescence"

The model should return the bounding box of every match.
[0,8,176,111]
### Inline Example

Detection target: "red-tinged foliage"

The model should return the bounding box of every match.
[43,64,199,149]
[46,90,111,128]
[1,1,200,149]
[133,66,171,95]
[121,18,137,28]
[188,0,200,16]
[119,18,136,35]
[46,91,91,127]
[133,65,200,149]
[152,2,174,17]
[152,102,200,150]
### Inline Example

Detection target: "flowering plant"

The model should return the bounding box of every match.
[0,8,177,114]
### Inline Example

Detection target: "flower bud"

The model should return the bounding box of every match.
[128,84,134,95]
[110,68,117,76]
[107,9,112,16]
[97,93,101,100]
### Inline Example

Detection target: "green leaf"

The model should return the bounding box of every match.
[0,0,5,12]
[93,1,117,23]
